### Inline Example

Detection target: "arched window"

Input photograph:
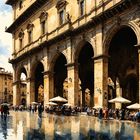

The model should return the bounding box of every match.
[18,29,24,49]
[56,0,68,25]
[77,0,85,17]
[39,11,48,35]
[27,23,34,44]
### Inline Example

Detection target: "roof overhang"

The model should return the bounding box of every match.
[6,0,48,33]
[5,0,16,5]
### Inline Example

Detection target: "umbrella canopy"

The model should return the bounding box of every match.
[63,103,72,106]
[49,96,68,103]
[127,103,140,109]
[46,102,58,106]
[31,102,38,105]
[1,103,10,106]
[109,96,131,104]
[93,105,102,109]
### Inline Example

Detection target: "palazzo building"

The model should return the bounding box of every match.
[6,0,140,107]
[0,68,13,104]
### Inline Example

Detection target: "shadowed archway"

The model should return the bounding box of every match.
[108,26,139,107]
[78,42,94,107]
[53,53,67,97]
[34,62,44,104]
[19,67,27,106]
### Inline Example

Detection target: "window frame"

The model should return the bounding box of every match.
[56,0,68,26]
[39,11,48,35]
[77,0,85,17]
[18,29,24,49]
[27,23,34,44]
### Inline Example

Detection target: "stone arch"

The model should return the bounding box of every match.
[103,22,140,54]
[74,39,94,106]
[106,23,139,107]
[74,39,94,63]
[30,59,45,80]
[49,50,68,72]
[16,65,28,81]
[31,61,44,103]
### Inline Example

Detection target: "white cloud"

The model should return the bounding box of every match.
[0,11,12,52]
[0,2,12,72]
[0,54,12,72]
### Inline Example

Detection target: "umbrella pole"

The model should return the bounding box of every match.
[115,103,122,109]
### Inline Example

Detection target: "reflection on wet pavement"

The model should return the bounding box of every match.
[0,111,140,140]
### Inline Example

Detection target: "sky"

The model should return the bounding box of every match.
[0,0,12,72]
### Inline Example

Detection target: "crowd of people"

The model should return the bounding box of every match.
[1,103,140,123]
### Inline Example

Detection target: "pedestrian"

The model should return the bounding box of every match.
[3,105,9,120]
[38,103,43,118]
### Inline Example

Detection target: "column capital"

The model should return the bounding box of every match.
[65,62,75,67]
[135,44,140,52]
[92,54,110,60]
[43,70,54,75]
[65,62,79,70]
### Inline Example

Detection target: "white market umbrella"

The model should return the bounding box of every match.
[1,103,10,106]
[31,102,38,105]
[127,103,140,109]
[109,96,131,104]
[46,102,58,106]
[63,103,72,106]
[93,105,102,109]
[49,96,68,103]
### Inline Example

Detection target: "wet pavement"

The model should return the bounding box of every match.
[0,111,140,140]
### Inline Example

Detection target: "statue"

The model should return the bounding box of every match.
[116,77,122,97]
[66,12,71,22]
[107,77,114,99]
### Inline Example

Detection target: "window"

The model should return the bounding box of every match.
[18,29,24,49]
[19,38,23,49]
[19,0,23,9]
[28,30,32,43]
[4,88,7,95]
[27,23,34,44]
[56,0,67,26]
[39,11,48,35]
[80,0,84,16]
[59,10,65,25]
[77,0,85,17]
[41,21,45,35]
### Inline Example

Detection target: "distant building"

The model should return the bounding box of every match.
[0,68,13,104]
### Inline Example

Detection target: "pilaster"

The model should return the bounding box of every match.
[93,54,109,108]
[66,63,79,106]
[13,80,20,106]
[135,44,140,103]
[26,77,35,106]
[43,71,54,105]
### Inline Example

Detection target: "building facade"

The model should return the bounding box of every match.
[6,0,140,107]
[0,68,13,104]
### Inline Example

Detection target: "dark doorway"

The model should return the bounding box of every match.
[78,42,94,107]
[54,53,67,97]
[35,62,44,103]
[108,26,138,106]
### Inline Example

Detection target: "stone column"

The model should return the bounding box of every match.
[66,63,79,106]
[137,44,140,104]
[13,81,20,106]
[43,71,54,105]
[93,54,108,108]
[26,78,35,106]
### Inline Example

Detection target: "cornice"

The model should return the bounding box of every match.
[6,0,49,33]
